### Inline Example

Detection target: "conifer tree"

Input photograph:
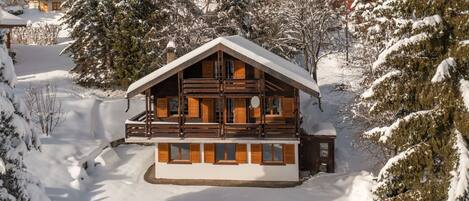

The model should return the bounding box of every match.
[353,0,469,200]
[61,0,115,87]
[0,32,49,201]
[212,0,257,38]
[139,0,210,70]
[111,0,154,87]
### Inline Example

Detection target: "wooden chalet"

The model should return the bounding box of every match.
[125,36,334,184]
[0,8,27,49]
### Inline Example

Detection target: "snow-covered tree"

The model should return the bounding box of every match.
[110,0,155,87]
[138,0,211,70]
[353,0,469,200]
[279,0,344,81]
[0,31,49,201]
[211,0,257,38]
[61,0,116,87]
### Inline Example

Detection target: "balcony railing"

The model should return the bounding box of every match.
[223,79,260,93]
[182,78,261,94]
[125,115,296,139]
[183,79,220,94]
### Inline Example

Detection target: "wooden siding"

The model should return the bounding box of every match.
[281,97,295,118]
[202,61,214,78]
[233,60,245,79]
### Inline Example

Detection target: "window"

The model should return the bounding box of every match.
[226,98,234,123]
[262,144,283,163]
[226,60,234,79]
[170,143,190,162]
[320,143,329,158]
[52,1,61,10]
[168,97,179,116]
[265,96,281,115]
[215,144,236,163]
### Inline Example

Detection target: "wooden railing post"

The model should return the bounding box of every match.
[145,90,151,138]
[178,71,184,138]
[260,72,266,138]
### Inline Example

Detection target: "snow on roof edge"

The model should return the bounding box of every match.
[0,8,27,26]
[126,35,320,98]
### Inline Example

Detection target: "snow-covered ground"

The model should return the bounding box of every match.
[11,9,375,201]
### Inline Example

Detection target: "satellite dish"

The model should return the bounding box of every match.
[250,96,260,108]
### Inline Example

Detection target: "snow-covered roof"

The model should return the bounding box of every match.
[0,8,27,27]
[126,35,320,98]
[304,122,337,137]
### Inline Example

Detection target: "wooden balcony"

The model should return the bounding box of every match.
[125,112,296,139]
[183,79,220,94]
[182,78,261,95]
[223,79,260,93]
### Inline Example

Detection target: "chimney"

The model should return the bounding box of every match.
[166,40,176,64]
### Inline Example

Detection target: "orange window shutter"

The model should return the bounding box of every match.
[236,144,247,163]
[204,144,215,163]
[251,144,262,164]
[202,60,214,78]
[190,144,201,163]
[281,97,295,118]
[158,143,169,163]
[201,99,215,122]
[156,98,168,118]
[234,99,246,123]
[284,144,295,164]
[188,97,199,118]
[233,60,245,79]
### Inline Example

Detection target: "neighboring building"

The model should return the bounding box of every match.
[0,8,27,49]
[37,0,63,12]
[124,36,335,185]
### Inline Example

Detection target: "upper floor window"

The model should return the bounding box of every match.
[170,143,190,162]
[265,96,281,116]
[215,144,236,162]
[262,144,283,163]
[226,60,234,79]
[168,97,179,116]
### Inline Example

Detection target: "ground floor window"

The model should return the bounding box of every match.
[262,144,284,164]
[215,143,236,163]
[170,143,190,162]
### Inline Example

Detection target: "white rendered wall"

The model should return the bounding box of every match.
[154,143,299,182]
